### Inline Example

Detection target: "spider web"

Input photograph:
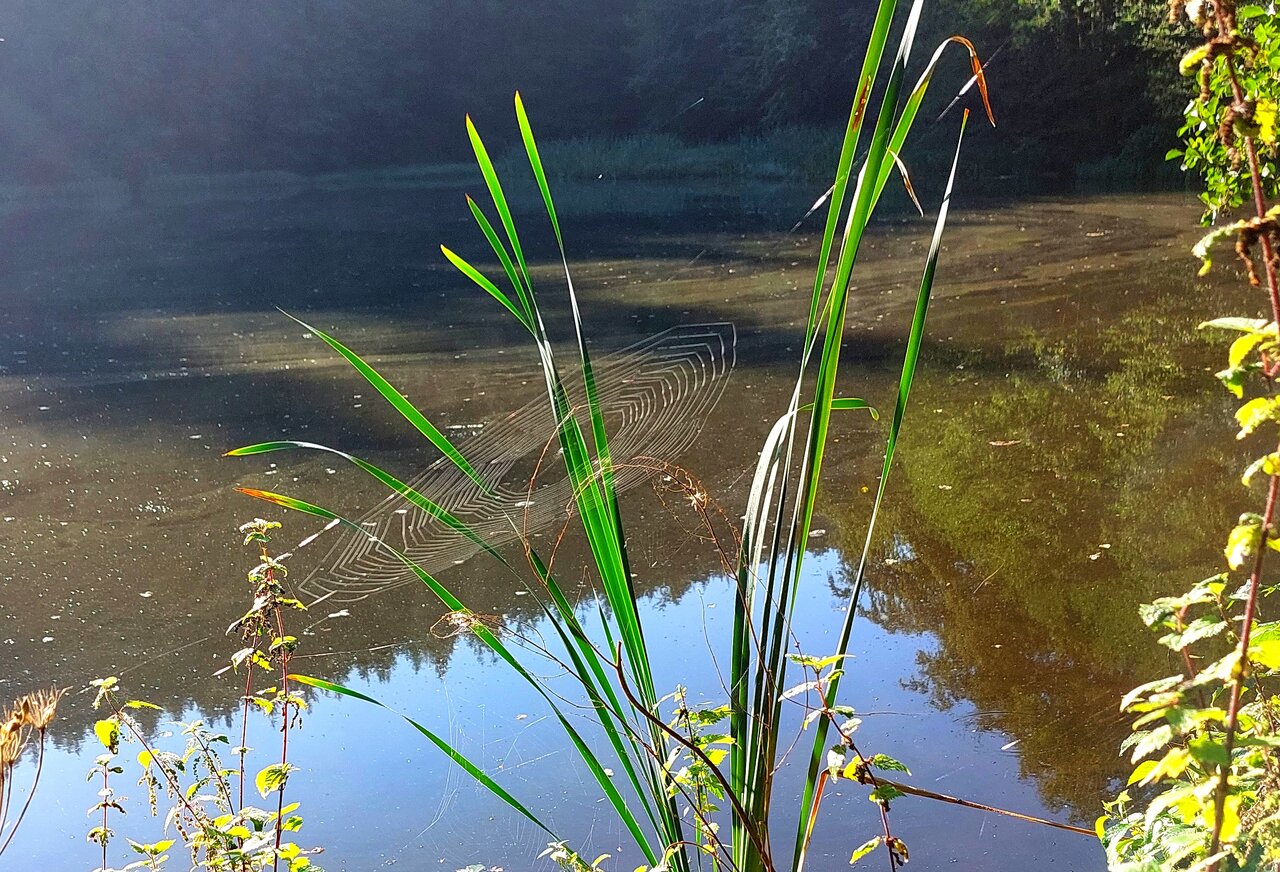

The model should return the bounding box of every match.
[297,322,737,601]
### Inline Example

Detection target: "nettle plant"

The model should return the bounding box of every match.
[87,520,323,872]
[1101,2,1280,870]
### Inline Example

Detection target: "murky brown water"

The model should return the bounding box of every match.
[0,179,1257,870]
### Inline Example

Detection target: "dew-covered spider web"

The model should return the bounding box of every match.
[296,323,736,601]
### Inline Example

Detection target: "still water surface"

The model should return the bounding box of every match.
[0,177,1255,870]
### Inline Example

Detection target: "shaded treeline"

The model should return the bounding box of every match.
[0,0,1183,187]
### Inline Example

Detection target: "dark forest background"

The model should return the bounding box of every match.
[0,0,1187,188]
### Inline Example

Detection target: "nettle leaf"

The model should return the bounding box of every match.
[1131,724,1176,762]
[1200,316,1273,333]
[826,746,848,779]
[1127,758,1159,786]
[94,718,120,754]
[867,783,905,805]
[1236,396,1280,439]
[1249,621,1280,669]
[1229,330,1270,367]
[255,762,297,798]
[849,836,882,865]
[782,680,820,701]
[869,754,911,774]
[123,700,160,711]
[1187,735,1230,768]
[1158,616,1229,652]
[787,653,852,671]
[1225,513,1265,569]
[688,705,731,726]
[1216,363,1258,399]
[1121,674,1183,711]
[1139,600,1178,629]
[1242,452,1280,486]
[1187,650,1242,690]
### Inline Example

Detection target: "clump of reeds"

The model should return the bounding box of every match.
[0,686,65,856]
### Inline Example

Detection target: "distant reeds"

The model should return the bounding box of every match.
[494,127,843,183]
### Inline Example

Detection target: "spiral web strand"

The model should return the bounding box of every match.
[297,323,737,601]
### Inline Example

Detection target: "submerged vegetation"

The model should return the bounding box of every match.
[1101,2,1280,870]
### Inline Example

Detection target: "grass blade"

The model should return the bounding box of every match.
[467,115,535,296]
[290,674,555,836]
[280,312,491,495]
[794,108,972,872]
[871,36,995,213]
[441,244,533,333]
[227,440,510,569]
[236,487,661,864]
[464,194,535,325]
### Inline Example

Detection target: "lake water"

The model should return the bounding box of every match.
[0,176,1256,870]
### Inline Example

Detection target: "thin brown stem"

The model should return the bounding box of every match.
[821,704,897,871]
[611,643,774,872]
[0,731,44,856]
[272,598,291,871]
[880,780,1094,836]
[112,703,204,825]
[239,663,253,811]
[192,729,236,813]
[101,767,109,872]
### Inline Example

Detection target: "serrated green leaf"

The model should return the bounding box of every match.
[1158,615,1228,652]
[1230,331,1268,367]
[1217,364,1256,399]
[868,753,911,774]
[1128,759,1159,786]
[868,783,905,804]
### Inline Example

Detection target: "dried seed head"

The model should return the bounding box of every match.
[0,709,26,769]
[26,687,64,731]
